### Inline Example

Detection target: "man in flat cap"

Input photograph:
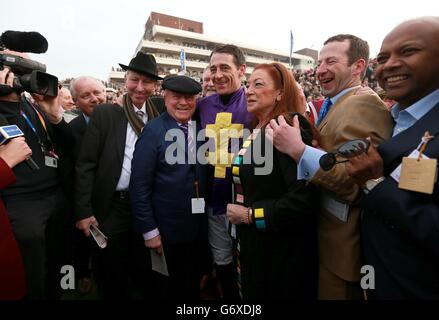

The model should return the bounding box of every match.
[130,75,208,299]
[74,52,165,299]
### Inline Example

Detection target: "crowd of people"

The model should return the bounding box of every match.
[0,16,439,301]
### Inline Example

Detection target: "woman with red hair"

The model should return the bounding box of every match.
[226,63,317,299]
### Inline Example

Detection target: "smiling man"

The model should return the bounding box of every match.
[345,17,439,299]
[130,75,207,299]
[196,44,254,299]
[269,34,393,299]
[74,52,165,299]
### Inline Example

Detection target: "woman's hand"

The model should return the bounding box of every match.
[226,203,249,225]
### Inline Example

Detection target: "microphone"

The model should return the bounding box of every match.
[0,31,48,54]
[0,124,40,170]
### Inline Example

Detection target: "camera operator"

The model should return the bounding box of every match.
[0,49,74,299]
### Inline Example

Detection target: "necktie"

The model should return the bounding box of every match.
[136,110,145,123]
[180,123,195,159]
[316,98,333,126]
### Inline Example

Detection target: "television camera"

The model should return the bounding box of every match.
[0,30,58,97]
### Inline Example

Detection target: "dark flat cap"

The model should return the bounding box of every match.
[162,75,202,95]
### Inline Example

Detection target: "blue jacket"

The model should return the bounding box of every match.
[129,112,207,245]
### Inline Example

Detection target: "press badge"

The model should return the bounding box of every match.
[191,198,205,214]
[192,181,205,214]
[399,157,437,194]
[394,131,437,194]
[45,155,58,168]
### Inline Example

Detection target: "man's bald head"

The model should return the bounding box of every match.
[375,17,439,108]
[70,76,106,116]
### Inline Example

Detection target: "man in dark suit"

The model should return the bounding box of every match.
[64,76,106,294]
[346,17,439,299]
[69,77,106,158]
[60,77,107,198]
[130,75,207,299]
[74,52,165,299]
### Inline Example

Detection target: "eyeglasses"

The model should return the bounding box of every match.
[319,139,370,171]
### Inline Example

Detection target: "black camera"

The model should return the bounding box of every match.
[0,31,58,97]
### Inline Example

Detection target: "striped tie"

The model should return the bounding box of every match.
[180,123,195,161]
[316,98,333,126]
[136,110,145,123]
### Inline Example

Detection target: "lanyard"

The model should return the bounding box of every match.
[194,181,200,199]
[20,108,54,153]
[20,110,40,138]
[417,131,435,161]
[31,104,48,132]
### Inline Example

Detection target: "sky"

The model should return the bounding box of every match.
[0,0,436,81]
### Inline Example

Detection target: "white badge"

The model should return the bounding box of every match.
[191,198,205,214]
[321,193,349,222]
[45,155,58,168]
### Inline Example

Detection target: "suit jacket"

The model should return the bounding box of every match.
[361,102,439,299]
[129,112,207,245]
[0,158,26,299]
[312,89,393,281]
[58,113,87,203]
[68,113,88,160]
[75,99,164,226]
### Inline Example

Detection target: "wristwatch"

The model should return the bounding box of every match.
[364,176,385,194]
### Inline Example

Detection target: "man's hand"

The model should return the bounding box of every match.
[145,234,163,256]
[76,216,98,237]
[0,67,20,102]
[0,137,32,168]
[345,139,385,186]
[267,115,305,162]
[32,93,63,124]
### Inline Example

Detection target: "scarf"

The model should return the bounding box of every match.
[122,94,160,136]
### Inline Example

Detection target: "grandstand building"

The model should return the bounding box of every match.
[108,12,315,86]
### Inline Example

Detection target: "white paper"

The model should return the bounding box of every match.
[391,150,430,183]
[150,248,169,276]
[191,198,205,214]
[321,193,349,222]
[230,223,236,239]
[45,156,58,168]
[89,225,108,249]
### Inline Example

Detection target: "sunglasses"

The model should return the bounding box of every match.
[319,139,370,171]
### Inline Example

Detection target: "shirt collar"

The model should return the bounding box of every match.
[132,103,146,114]
[177,119,192,127]
[82,113,90,124]
[391,88,439,122]
[329,85,361,105]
